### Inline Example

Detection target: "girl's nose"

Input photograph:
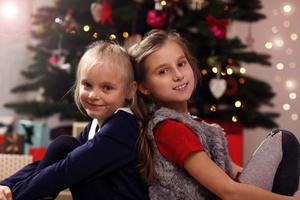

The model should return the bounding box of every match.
[88,90,100,100]
[173,68,184,81]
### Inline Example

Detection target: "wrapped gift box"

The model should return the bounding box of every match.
[29,147,46,161]
[17,120,50,154]
[0,153,33,180]
[1,134,25,154]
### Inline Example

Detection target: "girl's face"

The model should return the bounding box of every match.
[139,40,195,113]
[79,60,135,121]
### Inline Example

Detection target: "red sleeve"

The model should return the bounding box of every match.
[153,119,204,167]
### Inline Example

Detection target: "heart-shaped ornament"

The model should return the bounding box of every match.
[90,2,102,23]
[209,78,227,99]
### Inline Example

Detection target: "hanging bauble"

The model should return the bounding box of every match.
[100,0,112,24]
[90,2,102,23]
[124,34,142,50]
[61,9,79,32]
[225,77,238,96]
[35,87,45,102]
[205,15,229,39]
[209,78,227,99]
[146,10,166,28]
[188,0,206,10]
[48,55,59,65]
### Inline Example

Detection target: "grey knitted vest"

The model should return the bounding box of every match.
[147,107,233,200]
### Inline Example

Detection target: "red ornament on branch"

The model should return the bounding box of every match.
[100,0,112,24]
[146,10,166,28]
[205,15,229,39]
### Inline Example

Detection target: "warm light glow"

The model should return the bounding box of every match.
[210,105,217,112]
[226,68,233,75]
[289,62,296,68]
[290,33,298,40]
[160,0,167,6]
[274,75,281,83]
[212,67,218,73]
[55,17,63,24]
[282,103,290,111]
[273,38,284,47]
[289,92,297,100]
[286,80,296,90]
[93,32,98,38]
[239,78,246,84]
[240,67,246,74]
[291,113,298,121]
[283,4,292,14]
[235,101,242,108]
[285,48,293,55]
[83,25,90,32]
[271,26,278,34]
[109,34,117,40]
[283,20,290,28]
[122,32,129,38]
[276,63,284,70]
[201,69,208,75]
[265,42,273,49]
[0,2,18,19]
[232,116,238,122]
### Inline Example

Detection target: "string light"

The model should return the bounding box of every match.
[212,67,218,73]
[226,68,233,75]
[109,34,117,40]
[290,33,298,41]
[122,32,129,38]
[289,92,297,100]
[83,25,90,32]
[232,115,238,122]
[201,69,208,75]
[238,78,246,84]
[93,32,98,38]
[240,67,246,74]
[282,103,290,111]
[283,20,290,28]
[234,101,242,108]
[276,63,284,70]
[282,4,292,14]
[285,48,293,55]
[265,42,273,49]
[271,26,279,34]
[291,113,298,121]
[210,105,217,112]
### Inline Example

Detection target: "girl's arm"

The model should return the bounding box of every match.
[13,112,138,200]
[184,151,298,200]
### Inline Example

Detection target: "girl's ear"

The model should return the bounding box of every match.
[127,81,138,99]
[138,82,151,96]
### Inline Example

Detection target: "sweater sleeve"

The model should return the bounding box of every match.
[13,112,138,200]
[154,119,204,167]
[0,161,39,188]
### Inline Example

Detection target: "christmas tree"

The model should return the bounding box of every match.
[5,0,279,128]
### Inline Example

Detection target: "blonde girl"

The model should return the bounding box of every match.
[0,41,149,200]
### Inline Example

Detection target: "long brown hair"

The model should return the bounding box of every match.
[129,29,199,182]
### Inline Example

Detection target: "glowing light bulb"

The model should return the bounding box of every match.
[291,113,298,121]
[1,2,18,19]
[290,33,298,40]
[240,67,246,74]
[276,63,284,70]
[235,101,242,108]
[282,103,290,111]
[289,92,297,100]
[265,42,273,49]
[283,4,292,14]
[83,25,90,32]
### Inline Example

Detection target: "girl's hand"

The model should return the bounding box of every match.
[0,185,12,200]
[293,190,300,199]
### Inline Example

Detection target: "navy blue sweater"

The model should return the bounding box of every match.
[0,110,149,200]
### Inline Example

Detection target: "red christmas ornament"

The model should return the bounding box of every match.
[205,15,229,39]
[146,10,166,28]
[100,0,113,24]
[48,56,59,65]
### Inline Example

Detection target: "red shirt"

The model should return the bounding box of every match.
[154,119,204,167]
